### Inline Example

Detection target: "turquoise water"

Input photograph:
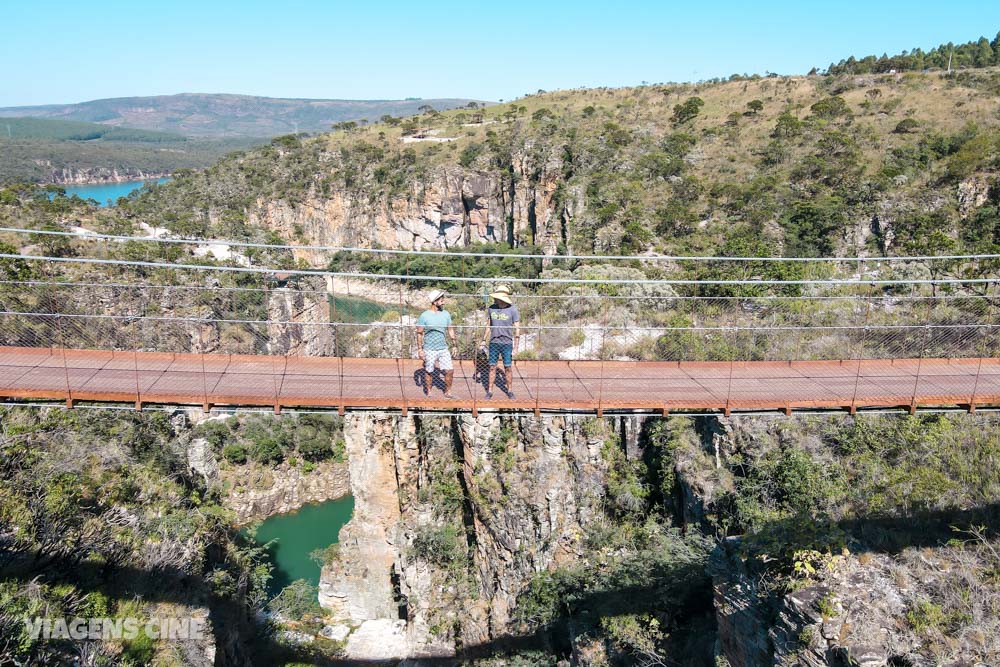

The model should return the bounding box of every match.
[57,178,170,206]
[250,496,355,598]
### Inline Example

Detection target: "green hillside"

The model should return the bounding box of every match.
[0,116,186,142]
[121,66,1000,261]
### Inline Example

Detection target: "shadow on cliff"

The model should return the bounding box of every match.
[5,502,998,666]
[739,500,1000,559]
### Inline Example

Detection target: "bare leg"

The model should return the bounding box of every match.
[487,365,497,395]
[505,365,513,394]
[444,370,454,396]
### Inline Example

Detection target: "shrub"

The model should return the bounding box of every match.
[893,118,920,134]
[249,438,283,464]
[411,524,466,566]
[195,420,231,450]
[298,435,332,462]
[222,443,248,464]
[269,579,323,620]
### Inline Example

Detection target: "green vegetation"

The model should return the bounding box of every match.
[0,135,261,185]
[329,242,549,292]
[73,58,999,281]
[195,414,346,467]
[268,579,324,620]
[827,33,1000,74]
[0,407,273,665]
[0,117,186,142]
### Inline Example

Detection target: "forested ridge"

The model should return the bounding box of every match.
[826,32,1000,74]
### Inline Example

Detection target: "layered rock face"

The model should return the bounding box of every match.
[318,413,608,661]
[248,159,580,258]
[312,411,999,666]
[45,165,169,185]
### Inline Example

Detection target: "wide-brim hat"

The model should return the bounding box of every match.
[489,284,513,304]
[428,289,447,304]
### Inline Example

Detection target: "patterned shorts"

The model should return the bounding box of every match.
[423,348,453,372]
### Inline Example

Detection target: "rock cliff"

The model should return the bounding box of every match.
[318,413,611,661]
[314,412,1000,666]
[246,158,578,258]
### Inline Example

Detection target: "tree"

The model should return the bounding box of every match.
[771,112,803,139]
[809,96,851,120]
[893,118,920,134]
[746,99,764,115]
[974,37,994,67]
[0,242,33,281]
[782,197,846,257]
[531,107,555,122]
[671,97,704,125]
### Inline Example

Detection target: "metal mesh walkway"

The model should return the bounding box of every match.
[1,346,997,415]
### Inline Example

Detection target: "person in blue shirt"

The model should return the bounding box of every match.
[480,284,520,399]
[416,289,458,398]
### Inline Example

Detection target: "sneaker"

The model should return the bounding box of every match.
[506,391,516,400]
[444,392,456,400]
[485,391,493,400]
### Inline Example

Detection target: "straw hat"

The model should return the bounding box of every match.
[489,284,513,304]
[428,289,447,304]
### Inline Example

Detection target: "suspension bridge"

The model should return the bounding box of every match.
[0,228,998,416]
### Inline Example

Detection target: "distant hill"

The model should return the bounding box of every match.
[0,116,259,185]
[0,93,488,138]
[0,117,186,142]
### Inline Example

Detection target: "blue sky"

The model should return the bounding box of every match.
[3,0,998,106]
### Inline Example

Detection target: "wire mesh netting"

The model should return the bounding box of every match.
[0,262,998,412]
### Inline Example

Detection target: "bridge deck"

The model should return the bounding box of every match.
[0,346,998,414]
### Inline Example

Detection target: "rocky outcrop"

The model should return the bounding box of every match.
[248,157,571,262]
[319,414,405,623]
[958,176,990,218]
[42,164,169,185]
[223,460,350,524]
[317,413,610,661]
[710,538,774,667]
[454,414,606,640]
[266,280,334,356]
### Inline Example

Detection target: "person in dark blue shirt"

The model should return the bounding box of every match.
[480,284,520,399]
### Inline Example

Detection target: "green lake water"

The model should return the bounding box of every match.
[250,495,355,598]
[329,294,391,323]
